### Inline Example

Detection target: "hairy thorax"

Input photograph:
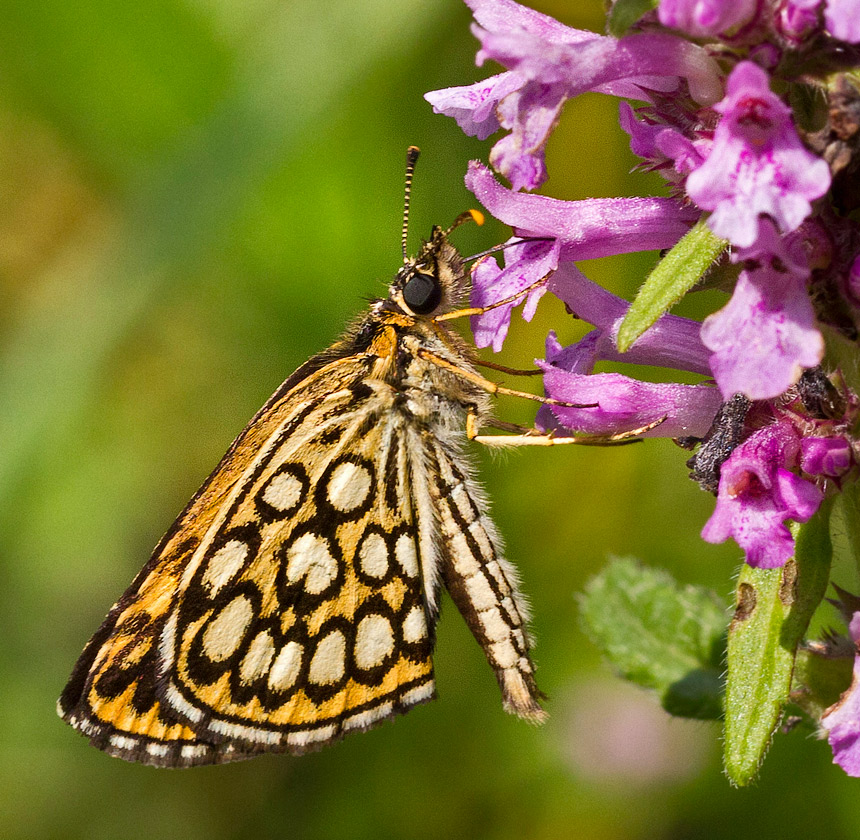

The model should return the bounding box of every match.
[366,307,493,434]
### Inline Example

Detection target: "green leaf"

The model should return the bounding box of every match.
[579,557,727,720]
[788,82,829,133]
[607,0,658,37]
[616,219,727,353]
[723,500,834,786]
[835,481,860,580]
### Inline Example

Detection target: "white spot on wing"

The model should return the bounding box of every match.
[402,605,428,644]
[286,533,338,594]
[109,734,138,751]
[450,484,476,524]
[209,718,281,744]
[308,630,347,684]
[359,532,389,578]
[469,520,494,560]
[343,701,394,731]
[262,470,304,512]
[395,533,419,577]
[400,682,434,706]
[202,540,249,596]
[490,639,519,669]
[449,531,480,576]
[501,596,519,622]
[354,614,394,669]
[201,595,253,661]
[268,641,303,692]
[287,725,337,747]
[164,680,204,724]
[485,561,512,595]
[239,631,276,684]
[326,461,372,512]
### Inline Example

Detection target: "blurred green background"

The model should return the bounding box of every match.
[2,1,859,838]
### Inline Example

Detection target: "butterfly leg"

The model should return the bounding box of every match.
[416,349,593,409]
[475,359,542,377]
[465,411,659,447]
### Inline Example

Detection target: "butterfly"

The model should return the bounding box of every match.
[56,148,575,767]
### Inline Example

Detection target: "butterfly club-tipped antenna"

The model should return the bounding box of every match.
[401,146,485,259]
[401,146,421,263]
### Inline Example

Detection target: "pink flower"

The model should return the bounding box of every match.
[465,162,696,349]
[700,220,824,400]
[534,264,720,439]
[822,613,860,776]
[426,0,720,190]
[658,0,758,38]
[701,421,822,567]
[686,61,831,248]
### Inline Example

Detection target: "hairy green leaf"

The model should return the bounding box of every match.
[723,501,833,786]
[616,219,727,352]
[579,557,726,720]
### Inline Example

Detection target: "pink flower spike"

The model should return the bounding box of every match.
[686,61,831,248]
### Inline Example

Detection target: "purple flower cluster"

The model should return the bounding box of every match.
[427,0,860,775]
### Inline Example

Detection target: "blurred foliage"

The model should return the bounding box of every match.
[1,1,859,838]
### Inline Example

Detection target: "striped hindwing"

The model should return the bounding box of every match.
[59,350,435,766]
[426,438,545,723]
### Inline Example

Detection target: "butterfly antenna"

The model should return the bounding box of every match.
[444,208,485,237]
[402,146,421,262]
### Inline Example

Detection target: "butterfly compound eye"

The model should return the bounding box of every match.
[402,272,442,315]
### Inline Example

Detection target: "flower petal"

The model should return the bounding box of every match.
[470,239,557,351]
[825,0,860,43]
[424,71,524,140]
[822,612,860,777]
[701,222,824,400]
[686,62,831,247]
[548,263,713,375]
[466,162,698,258]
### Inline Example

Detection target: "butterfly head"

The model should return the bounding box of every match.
[389,209,484,318]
